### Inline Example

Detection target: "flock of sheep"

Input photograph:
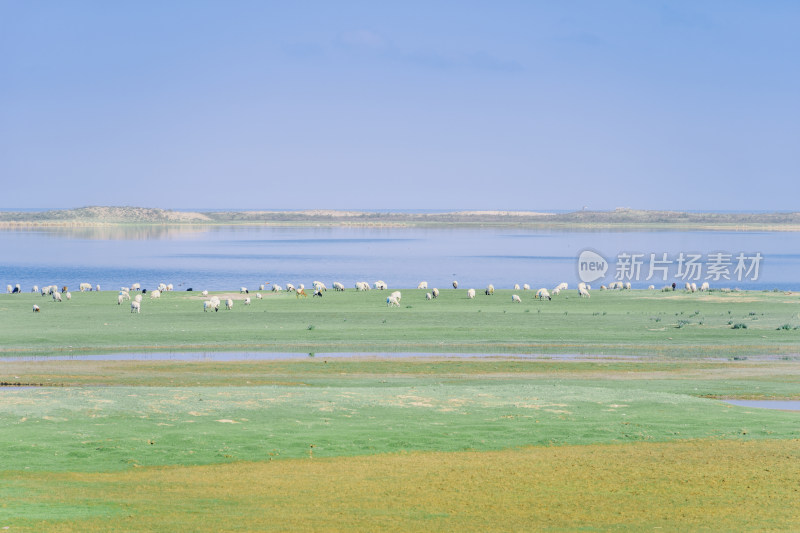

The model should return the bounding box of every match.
[8,278,715,314]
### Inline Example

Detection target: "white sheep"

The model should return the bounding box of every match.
[578,282,587,291]
[355,282,369,291]
[240,287,249,294]
[452,280,458,289]
[417,281,428,290]
[691,282,698,292]
[485,284,495,295]
[387,296,400,307]
[32,285,39,293]
[374,280,387,290]
[120,286,130,293]
[536,288,551,300]
[201,290,209,297]
[256,293,263,299]
[390,291,402,301]
[203,300,218,312]
[426,292,432,300]
[511,294,521,303]
[135,294,142,303]
[225,298,233,310]
[117,294,124,305]
[272,285,283,292]
[333,282,345,291]
[551,288,561,296]
[431,288,439,299]
[95,284,100,292]
[579,287,590,298]
[150,290,161,299]
[131,301,140,313]
[523,284,530,291]
[625,282,631,290]
[648,284,655,290]
[700,282,710,291]
[79,282,92,292]
[313,281,328,291]
[244,297,251,305]
[119,290,130,300]
[33,304,40,312]
[65,292,71,301]
[286,283,295,292]
[158,283,167,292]
[6,284,12,294]
[467,288,476,299]
[131,283,141,292]
[259,284,265,291]
[210,296,220,306]
[555,282,568,291]
[52,291,62,302]
[685,282,692,291]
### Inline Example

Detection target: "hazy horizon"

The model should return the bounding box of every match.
[3,2,798,211]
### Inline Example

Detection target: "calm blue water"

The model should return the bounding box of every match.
[1,226,798,291]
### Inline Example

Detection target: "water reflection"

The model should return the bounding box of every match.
[0,225,212,240]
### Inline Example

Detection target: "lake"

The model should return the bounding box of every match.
[1,226,798,292]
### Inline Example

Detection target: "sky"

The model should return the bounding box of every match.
[1,1,799,212]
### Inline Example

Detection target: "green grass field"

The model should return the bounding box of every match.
[2,288,800,530]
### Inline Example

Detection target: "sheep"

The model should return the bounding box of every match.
[374,280,387,290]
[6,284,11,294]
[578,287,590,298]
[690,282,698,292]
[555,282,568,291]
[41,286,49,296]
[600,285,607,290]
[120,286,131,293]
[387,296,400,307]
[685,282,692,291]
[431,288,439,299]
[33,304,40,312]
[131,301,140,313]
[119,290,130,300]
[65,292,71,301]
[150,290,161,299]
[296,288,308,298]
[551,288,561,296]
[426,292,432,300]
[52,291,62,302]
[333,282,345,291]
[467,288,476,299]
[12,284,21,293]
[485,284,495,296]
[135,294,142,303]
[313,287,323,297]
[210,296,220,306]
[256,293,263,299]
[523,284,530,291]
[648,284,655,290]
[355,282,369,291]
[536,288,551,301]
[95,284,100,292]
[700,282,710,291]
[390,291,402,301]
[240,287,249,294]
[511,294,521,303]
[201,290,208,297]
[225,298,234,310]
[118,294,124,305]
[417,281,428,290]
[259,284,265,291]
[203,300,219,312]
[32,285,38,293]
[513,284,520,290]
[131,283,141,292]
[313,281,328,291]
[158,283,167,292]
[286,283,295,292]
[452,280,458,289]
[244,297,251,305]
[578,282,587,292]
[79,282,92,292]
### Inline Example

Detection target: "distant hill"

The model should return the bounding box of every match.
[2,206,800,230]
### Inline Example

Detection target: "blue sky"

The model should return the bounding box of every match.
[2,1,798,211]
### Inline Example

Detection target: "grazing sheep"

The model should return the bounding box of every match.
[65,292,71,301]
[313,287,323,297]
[514,284,520,290]
[52,291,62,302]
[555,282,568,291]
[131,283,141,292]
[551,288,561,296]
[119,290,130,300]
[256,293,263,299]
[417,281,428,290]
[131,301,140,313]
[135,294,142,303]
[33,304,40,312]
[387,296,400,307]
[210,296,220,306]
[691,282,698,292]
[203,300,218,312]
[485,284,495,296]
[272,285,283,293]
[6,284,11,294]
[286,283,295,292]
[166,284,173,291]
[579,287,590,298]
[244,297,251,305]
[685,282,692,291]
[158,283,167,292]
[355,282,369,291]
[432,288,439,299]
[467,288,476,299]
[536,288,551,301]
[120,286,131,293]
[95,284,100,292]
[578,282,587,291]
[313,281,328,291]
[296,288,308,298]
[240,287,249,294]
[150,290,161,299]
[259,284,265,291]
[426,292,432,300]
[624,282,631,290]
[390,291,402,301]
[225,298,234,310]
[511,294,521,303]
[333,282,345,291]
[32,285,38,293]
[201,290,208,297]
[452,281,458,289]
[523,284,530,291]
[117,294,124,305]
[600,285,607,290]
[700,282,710,291]
[79,282,92,292]
[648,284,655,290]
[374,280,387,290]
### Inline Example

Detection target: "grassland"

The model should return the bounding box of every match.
[4,205,800,230]
[2,289,800,530]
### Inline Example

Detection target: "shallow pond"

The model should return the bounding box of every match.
[723,400,800,411]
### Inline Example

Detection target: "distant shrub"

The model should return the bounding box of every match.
[307,324,315,330]
[731,323,747,329]
[777,324,792,330]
